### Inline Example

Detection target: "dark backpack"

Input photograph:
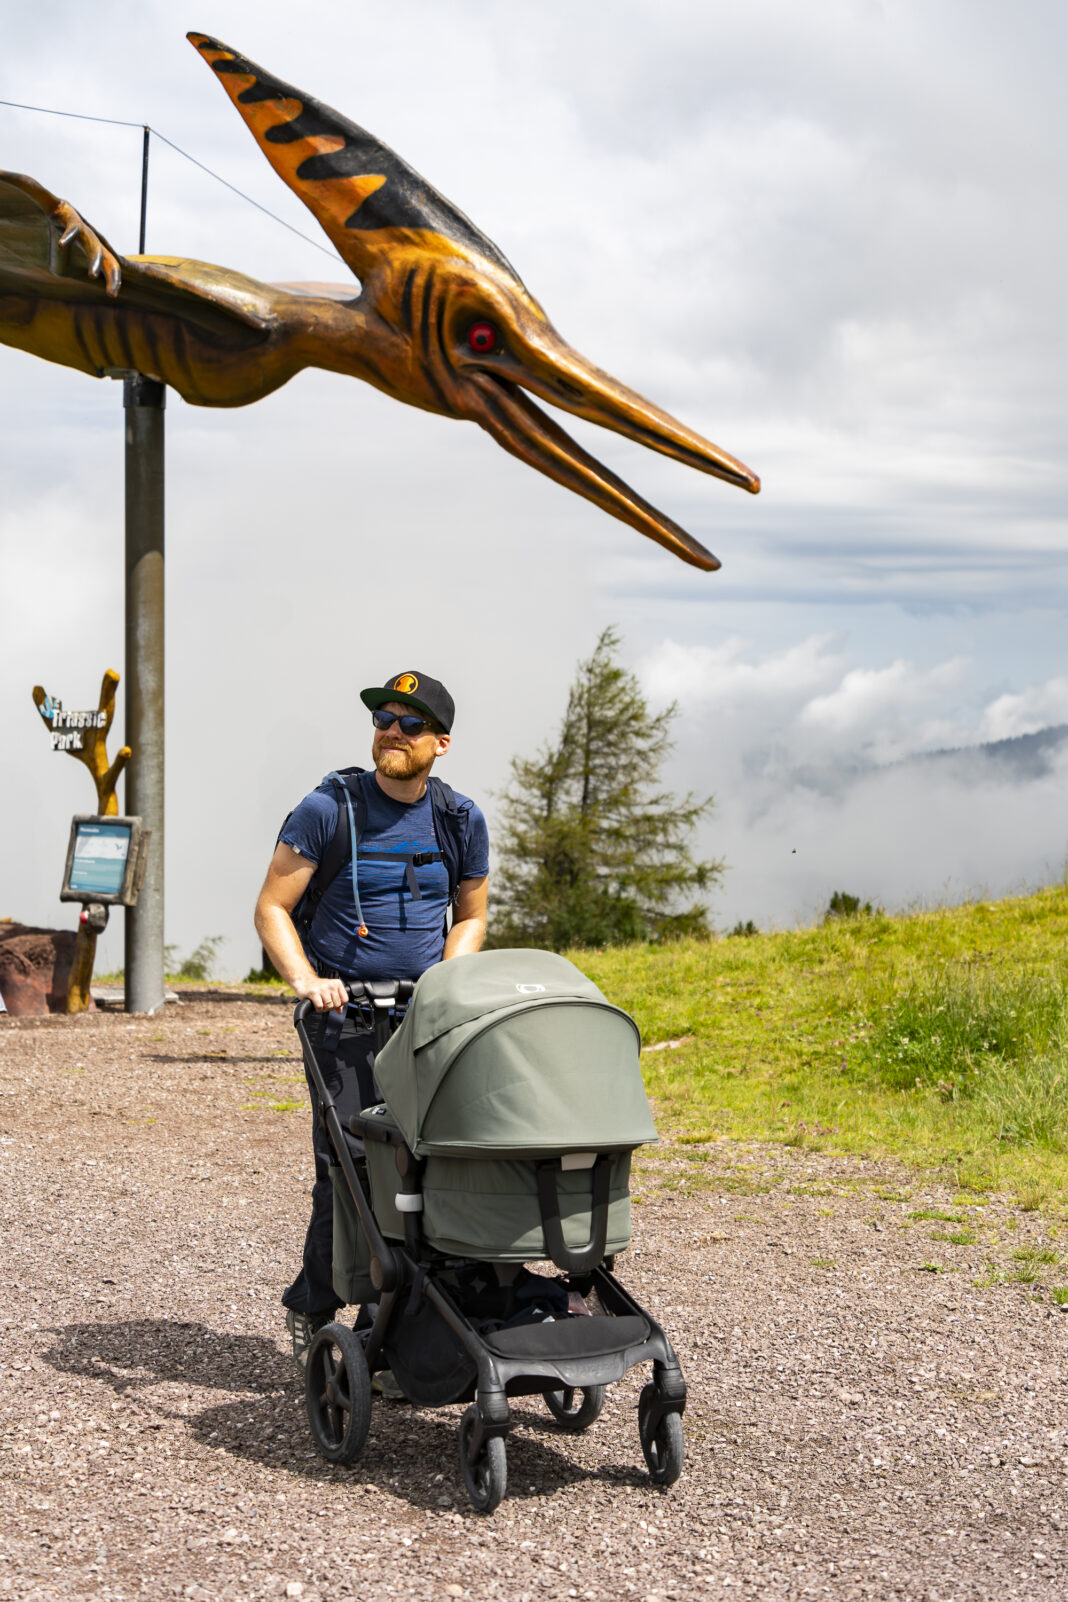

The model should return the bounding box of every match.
[285,767,471,951]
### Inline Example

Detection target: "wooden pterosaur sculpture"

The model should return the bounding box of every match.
[0,33,759,569]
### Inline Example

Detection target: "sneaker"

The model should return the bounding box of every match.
[285,1307,338,1369]
[370,1367,405,1400]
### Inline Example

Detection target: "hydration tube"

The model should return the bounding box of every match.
[326,771,369,938]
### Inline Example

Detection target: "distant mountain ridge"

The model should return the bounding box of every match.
[772,723,1068,803]
[906,723,1068,781]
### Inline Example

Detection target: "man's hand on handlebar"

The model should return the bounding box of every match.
[292,974,349,1012]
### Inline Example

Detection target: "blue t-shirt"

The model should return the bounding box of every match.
[280,771,489,982]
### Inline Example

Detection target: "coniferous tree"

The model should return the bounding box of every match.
[491,628,722,949]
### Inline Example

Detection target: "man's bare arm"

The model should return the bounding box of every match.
[253,843,348,1011]
[443,876,489,960]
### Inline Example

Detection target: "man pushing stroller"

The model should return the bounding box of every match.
[254,671,490,1369]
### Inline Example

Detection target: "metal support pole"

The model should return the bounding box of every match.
[138,126,150,255]
[123,374,165,1013]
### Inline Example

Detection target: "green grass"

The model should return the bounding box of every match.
[1012,1246,1060,1265]
[568,885,1068,1208]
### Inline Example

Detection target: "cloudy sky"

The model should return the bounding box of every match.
[2,0,1066,975]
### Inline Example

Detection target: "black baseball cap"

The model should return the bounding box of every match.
[360,671,455,733]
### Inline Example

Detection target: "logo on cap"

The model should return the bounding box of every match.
[515,983,546,994]
[393,673,419,694]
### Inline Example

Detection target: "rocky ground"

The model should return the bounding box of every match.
[1,991,1066,1601]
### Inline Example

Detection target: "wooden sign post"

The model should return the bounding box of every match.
[32,670,138,1012]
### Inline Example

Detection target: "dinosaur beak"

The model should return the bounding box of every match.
[457,319,760,571]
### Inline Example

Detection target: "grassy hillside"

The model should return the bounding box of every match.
[571,886,1068,1209]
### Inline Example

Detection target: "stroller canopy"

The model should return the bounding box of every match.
[372,949,658,1159]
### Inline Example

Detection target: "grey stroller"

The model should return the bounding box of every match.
[294,948,686,1512]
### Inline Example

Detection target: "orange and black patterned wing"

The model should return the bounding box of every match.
[188,32,527,288]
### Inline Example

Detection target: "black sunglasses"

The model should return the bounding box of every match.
[371,709,435,736]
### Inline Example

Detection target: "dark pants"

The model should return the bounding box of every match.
[281,1011,378,1317]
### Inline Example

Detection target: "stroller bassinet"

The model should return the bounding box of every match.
[340,948,657,1275]
[295,949,686,1512]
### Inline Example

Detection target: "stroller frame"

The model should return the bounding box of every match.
[294,983,687,1511]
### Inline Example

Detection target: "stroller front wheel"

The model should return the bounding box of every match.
[458,1404,507,1513]
[544,1384,606,1432]
[638,1383,684,1487]
[305,1322,371,1464]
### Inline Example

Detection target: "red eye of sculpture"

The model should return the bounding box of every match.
[468,321,497,354]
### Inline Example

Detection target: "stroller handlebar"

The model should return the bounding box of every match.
[293,978,415,1051]
[347,977,415,1007]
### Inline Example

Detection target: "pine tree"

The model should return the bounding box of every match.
[491,627,721,949]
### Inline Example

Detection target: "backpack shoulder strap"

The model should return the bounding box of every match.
[427,776,469,904]
[292,767,367,943]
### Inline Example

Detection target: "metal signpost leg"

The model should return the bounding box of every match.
[123,375,165,1014]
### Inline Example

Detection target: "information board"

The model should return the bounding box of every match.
[69,821,132,896]
[61,815,147,906]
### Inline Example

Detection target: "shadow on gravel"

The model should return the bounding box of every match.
[43,1318,291,1396]
[190,1395,634,1508]
[41,1320,639,1508]
[143,1054,303,1064]
[171,990,292,1007]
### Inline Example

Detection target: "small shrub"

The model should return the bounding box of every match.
[728,920,759,938]
[165,935,225,982]
[824,891,874,922]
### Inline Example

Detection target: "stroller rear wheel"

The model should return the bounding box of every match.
[638,1383,684,1487]
[544,1384,606,1432]
[305,1322,371,1465]
[458,1404,507,1513]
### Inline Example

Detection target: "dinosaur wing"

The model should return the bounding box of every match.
[188,32,528,289]
[0,171,288,397]
[0,171,126,302]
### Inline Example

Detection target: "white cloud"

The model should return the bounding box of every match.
[706,742,1068,932]
[640,634,846,713]
[641,637,977,768]
[980,677,1068,742]
[637,633,1068,930]
[798,657,970,763]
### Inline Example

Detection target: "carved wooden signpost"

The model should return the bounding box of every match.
[32,669,148,1012]
[33,669,129,814]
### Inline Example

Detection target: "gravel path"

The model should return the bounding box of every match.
[1,993,1066,1601]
